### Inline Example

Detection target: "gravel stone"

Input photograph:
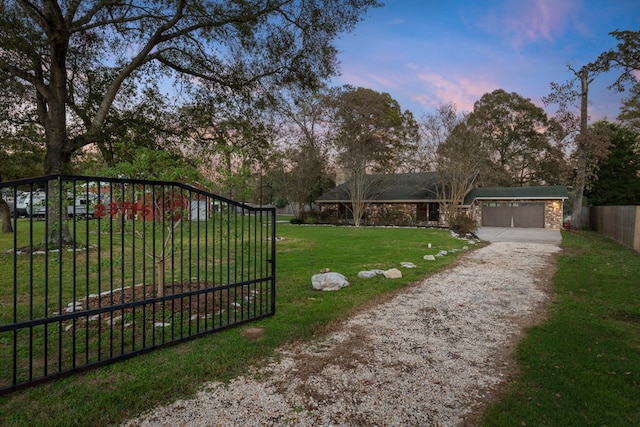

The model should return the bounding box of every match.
[123,241,560,427]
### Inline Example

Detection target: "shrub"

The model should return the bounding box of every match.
[300,209,320,224]
[449,212,477,235]
[290,209,321,224]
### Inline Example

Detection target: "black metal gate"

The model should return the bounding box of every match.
[0,175,276,394]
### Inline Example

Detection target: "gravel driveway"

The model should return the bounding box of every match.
[124,240,561,427]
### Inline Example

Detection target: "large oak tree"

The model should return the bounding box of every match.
[0,0,379,244]
[466,89,555,187]
[326,85,419,226]
[0,0,380,176]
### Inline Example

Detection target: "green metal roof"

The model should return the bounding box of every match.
[316,172,446,202]
[463,185,569,205]
[317,173,568,205]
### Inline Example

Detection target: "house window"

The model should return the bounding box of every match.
[417,203,440,222]
[428,203,440,221]
[416,203,428,221]
[338,203,350,218]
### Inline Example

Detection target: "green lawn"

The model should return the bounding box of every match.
[481,231,640,426]
[0,222,468,427]
[0,215,274,389]
[4,226,636,427]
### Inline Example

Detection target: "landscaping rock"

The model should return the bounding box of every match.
[358,271,377,279]
[154,322,171,327]
[358,269,386,279]
[311,272,349,291]
[423,255,436,261]
[400,262,416,268]
[383,268,402,279]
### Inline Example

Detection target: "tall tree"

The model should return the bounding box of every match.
[618,82,640,131]
[586,122,640,206]
[179,90,277,201]
[270,87,334,218]
[435,120,483,229]
[0,0,379,244]
[592,29,640,92]
[327,86,419,226]
[266,145,334,218]
[415,103,461,172]
[417,104,481,227]
[544,65,611,228]
[466,89,553,187]
[0,0,380,175]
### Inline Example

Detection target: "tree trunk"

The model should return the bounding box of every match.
[156,257,165,297]
[348,167,368,227]
[571,69,590,230]
[43,180,74,247]
[40,7,74,246]
[0,198,13,233]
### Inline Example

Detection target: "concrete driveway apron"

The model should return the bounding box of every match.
[475,227,562,245]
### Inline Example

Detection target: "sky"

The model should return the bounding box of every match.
[332,0,640,122]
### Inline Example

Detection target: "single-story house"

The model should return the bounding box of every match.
[316,172,568,229]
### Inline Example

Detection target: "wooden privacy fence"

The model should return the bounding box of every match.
[581,206,640,251]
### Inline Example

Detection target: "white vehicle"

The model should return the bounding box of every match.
[15,191,32,217]
[23,192,47,217]
[67,193,99,218]
[23,191,100,218]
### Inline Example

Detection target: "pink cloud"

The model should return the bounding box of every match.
[413,68,498,113]
[337,61,503,115]
[478,0,581,48]
[337,63,408,93]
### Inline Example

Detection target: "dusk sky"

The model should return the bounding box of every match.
[332,0,640,122]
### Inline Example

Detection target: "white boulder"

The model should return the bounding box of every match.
[312,272,349,291]
[383,268,402,279]
[400,262,416,268]
[358,270,385,279]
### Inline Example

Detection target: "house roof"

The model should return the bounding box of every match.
[463,185,569,205]
[317,172,568,205]
[316,172,448,203]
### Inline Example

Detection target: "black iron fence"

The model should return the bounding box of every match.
[0,175,276,394]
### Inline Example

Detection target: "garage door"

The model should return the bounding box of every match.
[482,203,545,228]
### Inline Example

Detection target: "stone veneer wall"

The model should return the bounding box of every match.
[544,200,564,229]
[320,199,565,229]
[318,203,443,227]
